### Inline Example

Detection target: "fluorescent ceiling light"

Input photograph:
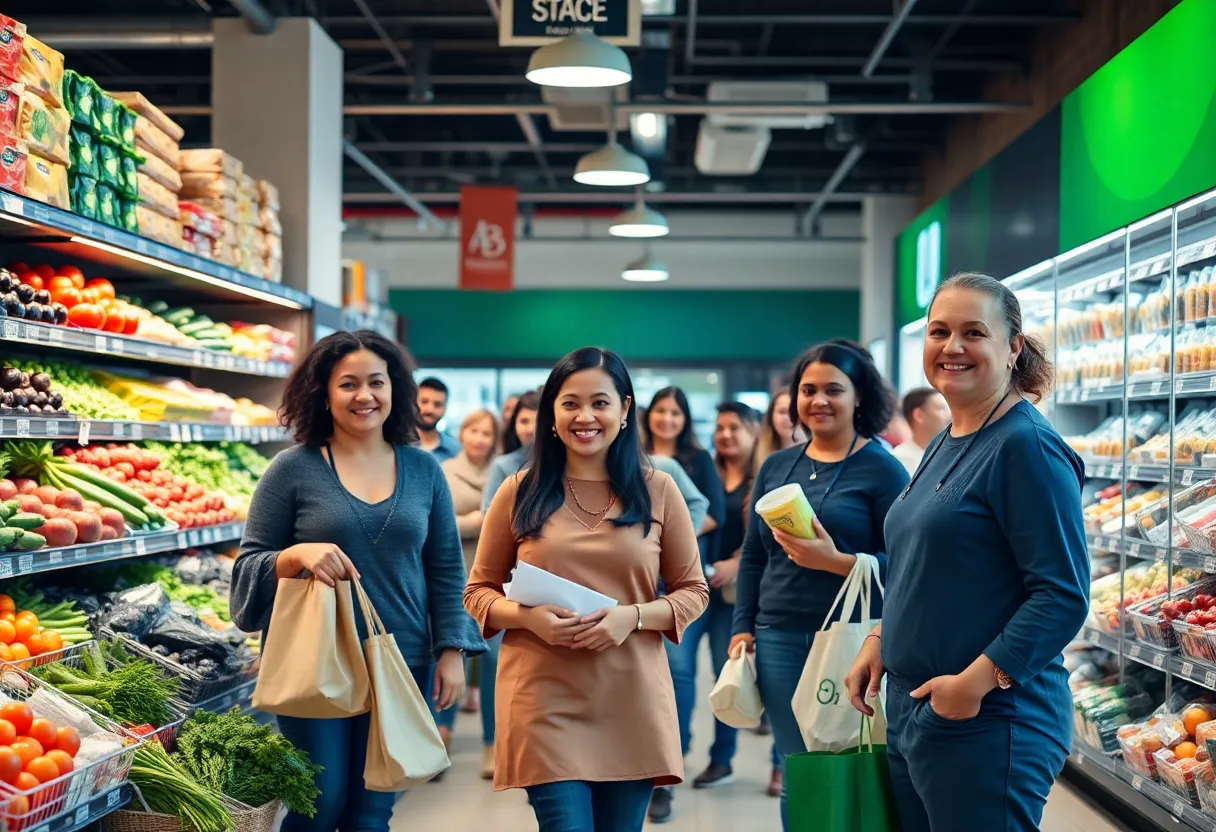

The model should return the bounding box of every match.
[622,252,669,282]
[526,31,632,88]
[610,203,669,238]
[574,143,650,187]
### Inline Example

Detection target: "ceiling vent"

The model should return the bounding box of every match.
[705,80,830,130]
[695,121,771,176]
[541,86,631,132]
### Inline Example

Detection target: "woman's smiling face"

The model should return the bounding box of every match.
[554,369,630,459]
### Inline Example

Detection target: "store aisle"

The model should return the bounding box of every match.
[388,649,1126,832]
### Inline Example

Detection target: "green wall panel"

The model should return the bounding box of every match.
[1060,0,1216,251]
[389,289,860,363]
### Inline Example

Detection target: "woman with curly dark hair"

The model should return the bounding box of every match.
[728,339,908,831]
[230,330,485,832]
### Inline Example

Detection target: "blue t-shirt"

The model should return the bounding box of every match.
[881,401,1089,747]
[733,440,907,635]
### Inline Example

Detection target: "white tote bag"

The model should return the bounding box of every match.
[790,553,887,752]
[709,646,765,729]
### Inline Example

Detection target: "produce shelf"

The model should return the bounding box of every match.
[1079,626,1216,691]
[0,190,310,310]
[1085,462,1214,486]
[34,784,131,832]
[1067,744,1216,832]
[0,521,244,579]
[0,318,292,378]
[1086,533,1216,573]
[0,416,286,444]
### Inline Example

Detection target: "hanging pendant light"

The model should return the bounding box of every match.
[526,31,633,88]
[575,143,650,187]
[610,201,669,237]
[622,252,669,282]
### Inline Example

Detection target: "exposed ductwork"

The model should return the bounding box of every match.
[343,190,883,205]
[342,141,449,233]
[227,0,276,35]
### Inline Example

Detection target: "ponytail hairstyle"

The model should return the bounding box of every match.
[929,272,1053,404]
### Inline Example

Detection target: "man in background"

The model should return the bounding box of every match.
[417,377,460,462]
[892,387,950,474]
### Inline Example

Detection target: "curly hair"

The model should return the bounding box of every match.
[788,339,895,439]
[278,330,420,447]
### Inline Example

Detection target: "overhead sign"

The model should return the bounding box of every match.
[459,185,517,291]
[499,0,642,46]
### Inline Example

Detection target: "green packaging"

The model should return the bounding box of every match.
[119,198,138,234]
[96,182,118,226]
[70,173,98,220]
[68,125,97,179]
[118,153,139,200]
[95,91,120,146]
[119,105,136,152]
[96,142,121,189]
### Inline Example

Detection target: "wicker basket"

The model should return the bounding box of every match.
[103,797,281,832]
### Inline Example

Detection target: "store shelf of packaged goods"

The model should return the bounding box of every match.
[1078,625,1216,693]
[0,318,291,379]
[0,521,244,580]
[1084,462,1216,486]
[1059,372,1216,405]
[1057,235,1216,307]
[0,190,310,311]
[0,416,286,444]
[1066,743,1216,832]
[1087,533,1216,573]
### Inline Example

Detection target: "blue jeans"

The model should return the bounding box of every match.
[525,779,655,832]
[754,627,815,832]
[278,663,435,832]
[433,634,501,743]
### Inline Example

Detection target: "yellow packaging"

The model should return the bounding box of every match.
[18,35,63,108]
[754,483,817,539]
[17,89,67,166]
[24,152,68,210]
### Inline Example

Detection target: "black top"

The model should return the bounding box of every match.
[676,449,727,565]
[720,478,749,561]
[733,440,908,635]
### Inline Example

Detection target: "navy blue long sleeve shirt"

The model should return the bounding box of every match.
[679,449,727,565]
[733,440,907,635]
[881,401,1089,748]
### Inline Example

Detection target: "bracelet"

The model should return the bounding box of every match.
[864,634,881,643]
[635,605,644,631]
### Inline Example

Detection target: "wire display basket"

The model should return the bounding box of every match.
[0,666,143,831]
[99,629,259,707]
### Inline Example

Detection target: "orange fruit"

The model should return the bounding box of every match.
[14,612,36,623]
[39,632,62,653]
[24,720,55,752]
[0,644,13,663]
[12,771,37,791]
[23,756,58,785]
[1185,707,1213,736]
[0,705,31,737]
[13,619,37,643]
[22,635,45,657]
[11,740,39,768]
[43,750,72,776]
[0,746,19,784]
[7,795,28,816]
[53,727,79,757]
[8,643,30,665]
[1,613,16,624]
[1176,741,1199,759]
[0,720,17,747]
[0,621,16,645]
[0,596,15,613]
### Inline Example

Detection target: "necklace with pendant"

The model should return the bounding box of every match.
[808,432,859,481]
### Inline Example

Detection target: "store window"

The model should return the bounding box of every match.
[414,368,499,435]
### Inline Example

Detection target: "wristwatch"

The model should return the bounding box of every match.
[994,666,1013,690]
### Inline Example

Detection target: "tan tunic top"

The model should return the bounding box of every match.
[464,470,709,790]
[442,452,491,571]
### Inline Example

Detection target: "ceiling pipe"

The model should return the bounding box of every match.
[342,140,449,233]
[343,190,883,205]
[229,0,276,34]
[801,142,868,236]
[349,0,408,71]
[863,0,920,77]
[38,30,215,50]
[319,13,1078,26]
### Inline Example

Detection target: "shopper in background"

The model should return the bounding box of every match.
[636,408,712,535]
[846,273,1089,832]
[644,386,726,823]
[231,330,485,832]
[417,377,461,462]
[891,387,951,475]
[465,347,708,832]
[755,389,802,473]
[730,340,908,832]
[499,393,521,452]
[880,413,912,448]
[433,409,501,757]
[483,390,541,513]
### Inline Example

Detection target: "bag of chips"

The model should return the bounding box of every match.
[68,125,97,179]
[94,91,121,146]
[17,89,67,166]
[25,153,68,209]
[0,16,26,85]
[96,182,118,226]
[70,173,97,219]
[0,138,26,194]
[18,34,62,108]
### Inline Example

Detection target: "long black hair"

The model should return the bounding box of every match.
[513,347,654,540]
[788,339,894,439]
[502,390,541,455]
[645,386,703,471]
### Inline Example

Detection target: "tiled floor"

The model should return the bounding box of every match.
[389,655,1128,831]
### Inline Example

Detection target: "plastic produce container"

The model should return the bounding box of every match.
[1156,747,1206,808]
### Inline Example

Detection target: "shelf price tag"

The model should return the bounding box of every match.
[1112,464,1124,479]
[14,419,28,437]
[1152,381,1164,395]
[107,790,122,809]
[1,320,16,340]
[111,338,123,354]
[45,420,57,437]
[75,806,90,827]
[135,538,146,556]
[78,421,90,446]
[1130,542,1144,558]
[1184,469,1196,486]
[1153,652,1165,668]
[1173,799,1187,818]
[1178,378,1187,393]
[16,554,31,574]
[0,558,14,579]
[1133,775,1144,792]
[1205,670,1216,689]
[1129,644,1142,658]
[113,423,124,438]
[94,334,107,352]
[1129,465,1140,480]
[47,550,60,565]
[49,328,62,345]
[130,424,142,440]
[1183,661,1196,678]
[169,424,181,442]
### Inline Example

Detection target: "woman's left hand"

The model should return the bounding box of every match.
[772,517,853,575]
[910,673,985,721]
[432,648,466,710]
[571,606,636,651]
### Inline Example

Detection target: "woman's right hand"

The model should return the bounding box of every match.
[278,543,359,587]
[729,633,755,656]
[523,604,595,646]
[845,635,884,717]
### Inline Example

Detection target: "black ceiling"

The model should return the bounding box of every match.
[10,0,1082,219]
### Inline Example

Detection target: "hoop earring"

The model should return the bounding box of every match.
[621,419,628,429]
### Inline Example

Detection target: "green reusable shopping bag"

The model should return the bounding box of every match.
[787,716,902,832]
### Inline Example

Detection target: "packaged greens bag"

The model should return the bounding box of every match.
[70,173,98,220]
[68,124,97,179]
[118,152,138,200]
[119,104,136,152]
[119,197,138,234]
[96,141,121,189]
[96,182,118,226]
[95,91,120,146]
[69,72,96,130]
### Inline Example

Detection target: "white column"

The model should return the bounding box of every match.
[210,17,344,306]
[860,195,917,377]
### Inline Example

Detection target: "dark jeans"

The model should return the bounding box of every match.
[433,633,500,743]
[754,627,814,832]
[279,663,434,832]
[525,779,655,832]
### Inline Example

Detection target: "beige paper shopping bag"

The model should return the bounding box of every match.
[252,577,371,718]
[352,577,450,792]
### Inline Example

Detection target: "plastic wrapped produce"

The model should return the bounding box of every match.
[118,153,138,200]
[24,153,67,208]
[94,91,122,146]
[0,15,25,85]
[70,173,98,219]
[17,88,68,166]
[103,583,171,637]
[61,71,95,130]
[68,123,97,179]
[95,141,122,190]
[119,197,138,233]
[97,183,118,226]
[18,34,62,107]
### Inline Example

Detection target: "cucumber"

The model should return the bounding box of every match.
[6,513,44,531]
[164,307,195,325]
[0,505,13,523]
[2,500,19,516]
[0,529,22,549]
[147,300,168,314]
[14,532,45,551]
[179,318,215,336]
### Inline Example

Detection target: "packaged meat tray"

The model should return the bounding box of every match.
[108,91,183,142]
[24,153,67,209]
[0,15,25,85]
[18,34,62,108]
[179,148,243,179]
[1134,479,1216,549]
[17,88,68,166]
[133,114,178,169]
[138,171,178,220]
[0,137,26,194]
[180,171,238,201]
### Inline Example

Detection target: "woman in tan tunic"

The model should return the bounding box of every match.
[465,347,709,832]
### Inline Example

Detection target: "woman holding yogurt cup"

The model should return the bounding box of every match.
[729,339,907,831]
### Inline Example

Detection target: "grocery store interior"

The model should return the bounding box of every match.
[0,0,1204,830]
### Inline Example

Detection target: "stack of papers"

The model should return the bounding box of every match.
[504,562,618,618]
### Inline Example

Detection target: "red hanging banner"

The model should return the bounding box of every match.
[459,185,517,290]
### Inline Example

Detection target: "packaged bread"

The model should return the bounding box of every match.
[263,232,282,261]
[258,204,281,236]
[179,148,242,179]
[134,115,178,169]
[17,89,68,166]
[238,172,256,200]
[0,138,26,194]
[139,150,181,193]
[0,79,20,136]
[0,16,25,85]
[180,171,238,201]
[217,217,237,245]
[263,256,282,284]
[24,153,68,209]
[108,91,183,142]
[256,179,279,211]
[137,171,178,220]
[18,35,62,108]
[136,203,180,246]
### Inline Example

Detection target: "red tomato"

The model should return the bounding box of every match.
[0,747,19,785]
[43,750,72,776]
[51,287,82,309]
[67,303,106,330]
[0,721,16,747]
[102,312,125,333]
[122,311,139,336]
[31,265,53,281]
[47,276,75,294]
[84,278,115,299]
[6,262,27,274]
[80,288,101,305]
[0,705,31,737]
[25,756,60,785]
[17,272,42,291]
[53,727,79,757]
[24,721,55,752]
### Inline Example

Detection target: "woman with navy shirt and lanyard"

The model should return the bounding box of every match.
[846,273,1089,832]
[729,340,907,831]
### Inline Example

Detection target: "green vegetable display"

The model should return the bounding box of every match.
[34,648,180,726]
[175,708,320,817]
[143,442,257,498]
[4,359,137,420]
[130,742,233,832]
[218,442,270,480]
[2,578,92,643]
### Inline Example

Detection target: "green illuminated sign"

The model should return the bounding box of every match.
[896,196,949,327]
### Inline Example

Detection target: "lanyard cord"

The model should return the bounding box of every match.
[786,430,860,515]
[899,390,1014,500]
